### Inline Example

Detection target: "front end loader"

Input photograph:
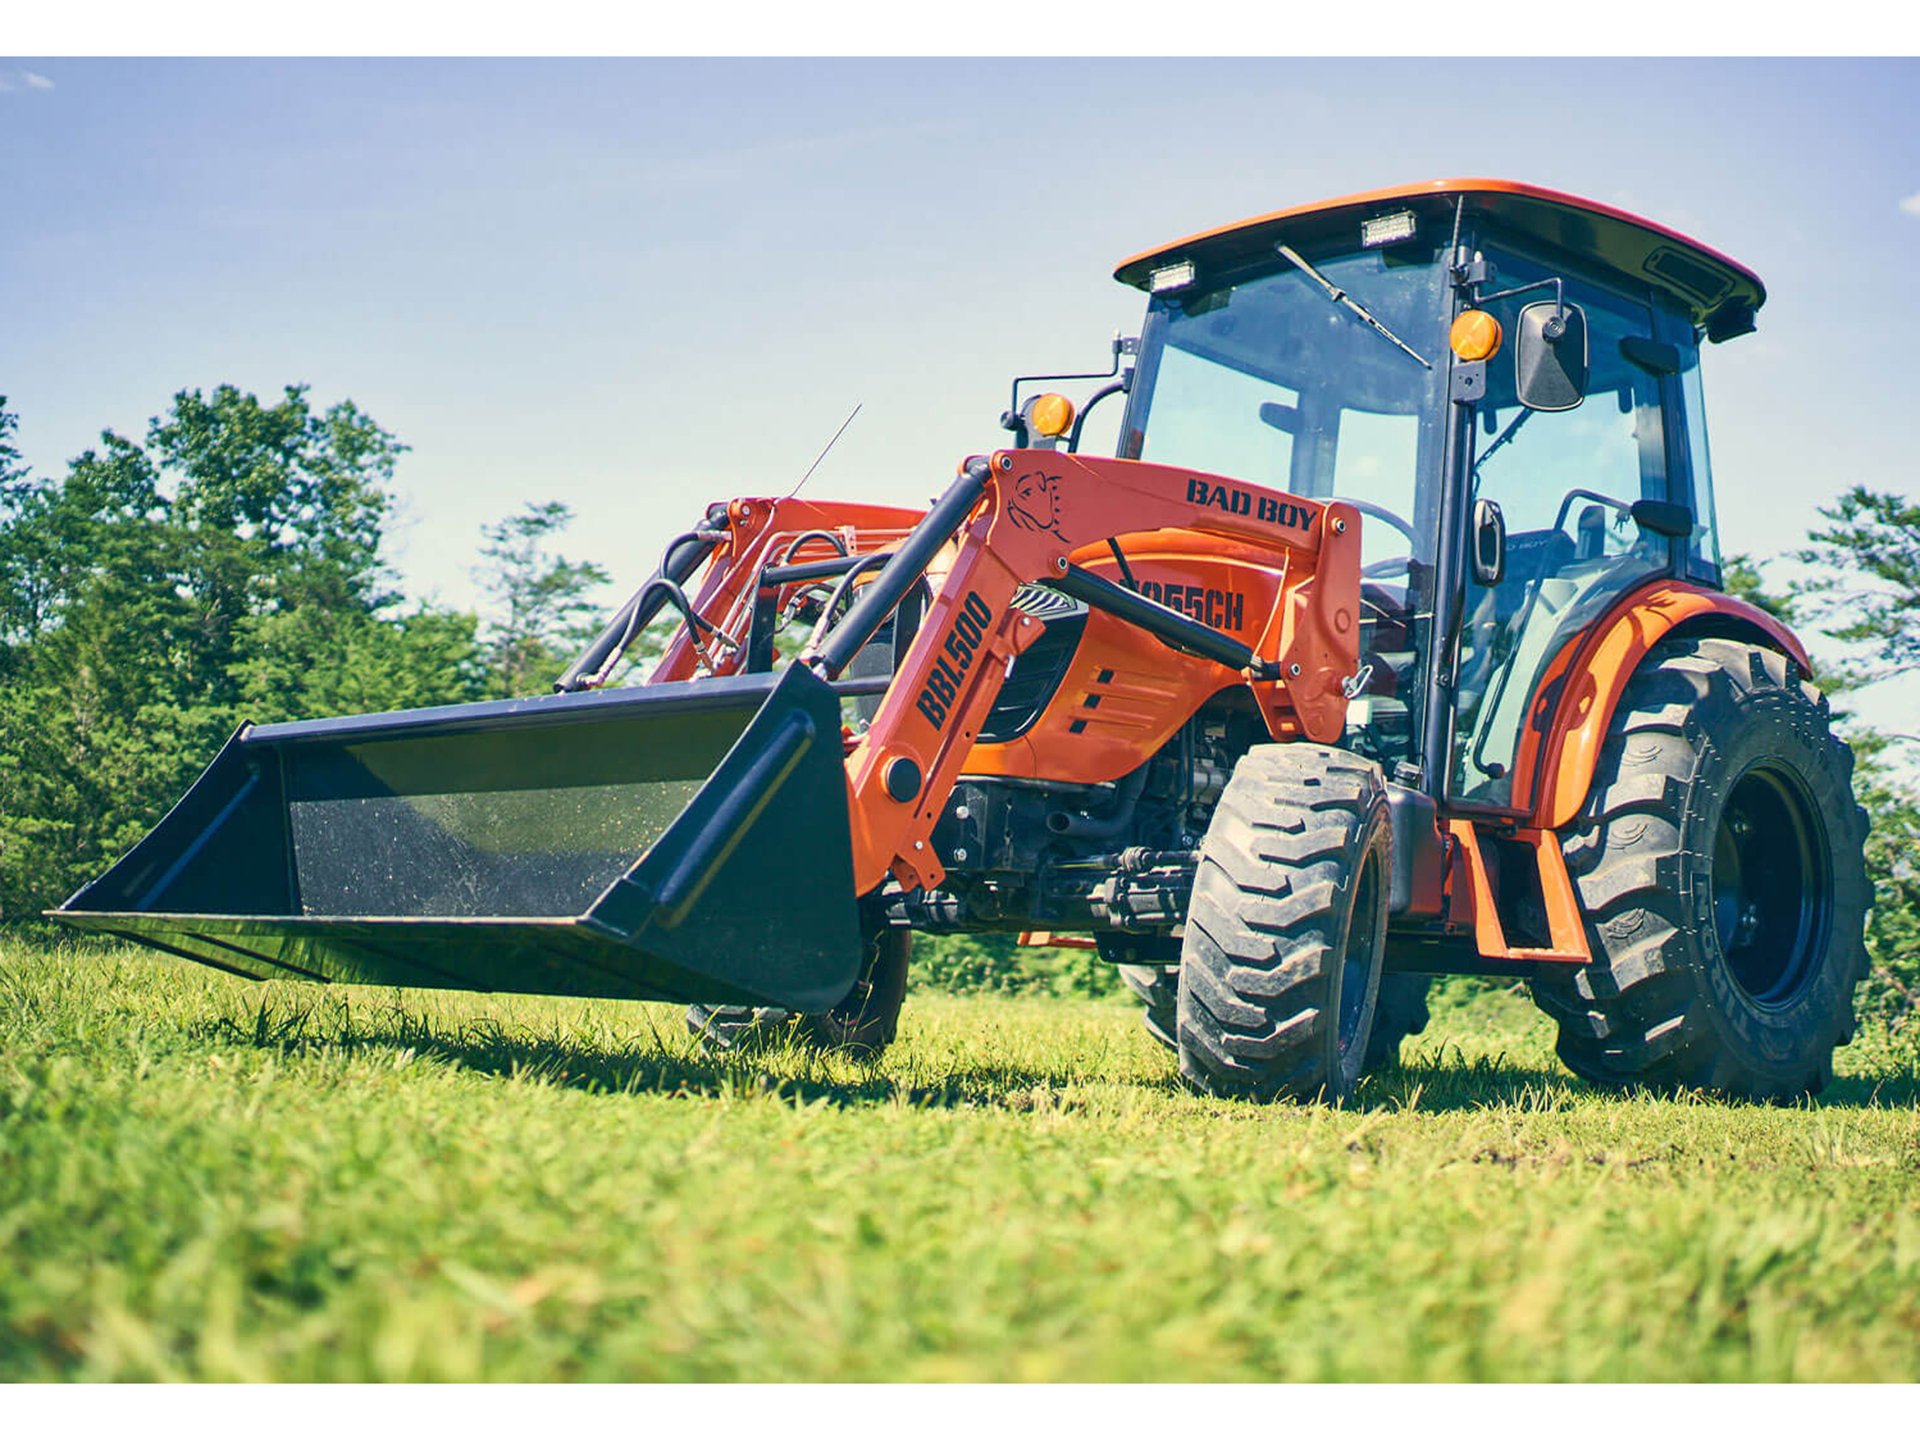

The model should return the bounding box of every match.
[57,180,1870,1103]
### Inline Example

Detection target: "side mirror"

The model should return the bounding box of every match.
[1515,300,1589,412]
[1630,498,1694,539]
[1257,401,1300,434]
[1471,498,1506,586]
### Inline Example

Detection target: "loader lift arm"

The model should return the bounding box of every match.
[799,450,1362,894]
[558,497,925,692]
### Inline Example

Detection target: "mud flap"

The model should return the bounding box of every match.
[52,666,864,1011]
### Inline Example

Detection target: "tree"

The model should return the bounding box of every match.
[474,502,611,697]
[229,604,486,724]
[1792,487,1920,690]
[0,396,26,516]
[1845,734,1920,1035]
[0,387,484,925]
[1721,552,1789,620]
[148,384,410,698]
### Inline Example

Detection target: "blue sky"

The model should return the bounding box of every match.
[3,57,1917,720]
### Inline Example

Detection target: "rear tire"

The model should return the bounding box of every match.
[1530,637,1870,1100]
[1177,744,1392,1103]
[1365,973,1433,1072]
[1098,935,1181,1051]
[688,930,910,1059]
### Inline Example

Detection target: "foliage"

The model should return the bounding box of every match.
[1720,552,1792,622]
[1849,734,1920,1032]
[1792,487,1920,689]
[474,502,611,698]
[1,942,1916,1381]
[1726,551,1920,1032]
[913,932,1121,999]
[0,389,487,924]
[228,604,485,723]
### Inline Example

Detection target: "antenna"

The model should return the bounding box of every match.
[785,402,862,500]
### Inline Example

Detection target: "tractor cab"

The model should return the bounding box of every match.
[1112,180,1764,811]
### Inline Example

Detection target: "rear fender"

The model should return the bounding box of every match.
[1519,581,1812,831]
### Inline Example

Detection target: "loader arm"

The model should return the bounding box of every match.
[830,450,1363,893]
[641,498,923,685]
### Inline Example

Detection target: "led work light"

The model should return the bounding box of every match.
[1361,210,1418,248]
[1149,260,1196,293]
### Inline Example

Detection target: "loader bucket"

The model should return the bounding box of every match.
[52,665,866,1011]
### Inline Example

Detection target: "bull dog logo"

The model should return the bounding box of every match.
[1007,470,1066,540]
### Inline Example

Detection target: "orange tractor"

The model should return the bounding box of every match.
[56,180,1869,1102]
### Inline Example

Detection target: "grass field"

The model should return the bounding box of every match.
[3,937,1918,1382]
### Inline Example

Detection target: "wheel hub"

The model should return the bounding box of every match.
[1710,765,1832,1007]
[1337,856,1384,1062]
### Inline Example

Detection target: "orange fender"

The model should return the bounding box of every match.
[1519,581,1812,831]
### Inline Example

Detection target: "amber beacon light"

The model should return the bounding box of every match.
[1029,393,1076,438]
[1449,310,1503,361]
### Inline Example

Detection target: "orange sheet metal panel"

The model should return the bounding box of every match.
[1524,581,1811,832]
[841,450,1360,894]
[965,533,1292,785]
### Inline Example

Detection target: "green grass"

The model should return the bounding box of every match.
[3,937,1918,1382]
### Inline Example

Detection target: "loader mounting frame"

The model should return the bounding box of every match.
[802,450,1363,894]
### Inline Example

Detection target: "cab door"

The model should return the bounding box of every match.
[1446,252,1675,809]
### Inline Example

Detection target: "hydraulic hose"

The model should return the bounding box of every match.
[555,519,726,692]
[805,551,893,653]
[804,458,991,679]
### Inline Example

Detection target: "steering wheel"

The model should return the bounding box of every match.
[1328,496,1417,581]
[1332,496,1417,544]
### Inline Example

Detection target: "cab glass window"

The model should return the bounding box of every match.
[1676,343,1723,579]
[1448,248,1672,808]
[1125,243,1450,772]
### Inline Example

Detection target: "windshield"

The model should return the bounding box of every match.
[1121,243,1451,770]
[1124,245,1450,570]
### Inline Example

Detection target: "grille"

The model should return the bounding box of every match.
[1011,584,1088,624]
[979,612,1087,744]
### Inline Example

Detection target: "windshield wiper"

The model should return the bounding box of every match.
[1275,244,1432,370]
[1472,408,1532,478]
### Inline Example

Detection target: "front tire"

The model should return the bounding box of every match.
[1109,938,1428,1075]
[1531,637,1870,1100]
[1177,744,1392,1103]
[688,930,910,1059]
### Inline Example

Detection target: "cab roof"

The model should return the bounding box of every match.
[1114,179,1766,341]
